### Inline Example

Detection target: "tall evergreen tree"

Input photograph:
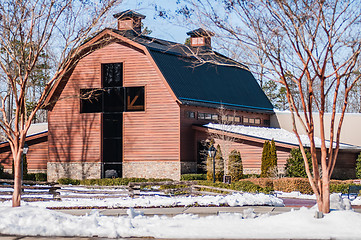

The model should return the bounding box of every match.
[269,139,278,176]
[261,140,270,177]
[228,150,243,181]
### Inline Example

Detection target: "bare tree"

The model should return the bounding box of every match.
[176,0,361,213]
[0,0,121,207]
[208,106,240,178]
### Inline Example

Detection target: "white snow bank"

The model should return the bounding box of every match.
[1,206,361,239]
[0,193,284,208]
[276,191,317,200]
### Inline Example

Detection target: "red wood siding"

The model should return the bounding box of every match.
[48,42,180,165]
[194,126,292,172]
[180,105,271,163]
[0,134,48,171]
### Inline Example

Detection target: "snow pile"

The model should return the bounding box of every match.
[329,193,352,210]
[0,193,284,208]
[0,206,361,239]
[276,191,317,200]
[206,123,356,149]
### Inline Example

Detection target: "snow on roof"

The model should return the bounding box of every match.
[205,123,360,150]
[27,122,48,136]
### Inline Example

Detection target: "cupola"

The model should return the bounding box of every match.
[186,28,215,48]
[113,10,146,34]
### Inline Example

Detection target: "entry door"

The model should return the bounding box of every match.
[102,113,123,178]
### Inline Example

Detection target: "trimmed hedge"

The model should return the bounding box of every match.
[57,177,173,186]
[196,180,271,194]
[24,173,47,182]
[240,178,274,189]
[273,178,313,194]
[181,174,207,181]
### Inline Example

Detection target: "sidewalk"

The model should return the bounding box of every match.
[55,205,299,217]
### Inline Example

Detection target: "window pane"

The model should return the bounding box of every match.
[186,111,195,118]
[227,115,234,122]
[103,63,123,87]
[249,118,255,124]
[103,139,122,163]
[255,118,261,124]
[234,116,241,123]
[243,117,249,123]
[103,113,122,138]
[198,113,205,119]
[126,87,145,111]
[104,87,124,113]
[80,88,103,113]
[205,113,212,120]
[212,114,218,120]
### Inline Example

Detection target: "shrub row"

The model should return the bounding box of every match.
[57,177,173,186]
[196,180,271,194]
[181,174,207,181]
[241,177,358,194]
[23,173,47,182]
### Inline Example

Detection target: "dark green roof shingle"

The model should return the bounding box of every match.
[148,49,274,113]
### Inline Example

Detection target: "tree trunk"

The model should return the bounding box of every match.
[321,175,330,213]
[12,151,22,207]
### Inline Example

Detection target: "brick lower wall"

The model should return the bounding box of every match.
[123,161,181,180]
[47,162,101,182]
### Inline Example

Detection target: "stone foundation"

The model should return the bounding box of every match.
[123,161,181,180]
[47,162,101,182]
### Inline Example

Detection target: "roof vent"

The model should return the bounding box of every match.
[186,28,215,48]
[113,10,146,34]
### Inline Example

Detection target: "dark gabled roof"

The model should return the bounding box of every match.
[44,28,274,113]
[110,29,274,113]
[148,50,274,112]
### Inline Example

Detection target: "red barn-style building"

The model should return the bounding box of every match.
[1,10,357,181]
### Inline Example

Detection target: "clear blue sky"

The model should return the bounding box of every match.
[115,0,190,44]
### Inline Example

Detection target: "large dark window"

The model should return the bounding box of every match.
[80,63,145,179]
[80,88,103,113]
[102,63,123,87]
[104,87,125,113]
[126,87,145,111]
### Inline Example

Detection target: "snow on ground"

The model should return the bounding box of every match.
[1,203,361,239]
[0,193,284,208]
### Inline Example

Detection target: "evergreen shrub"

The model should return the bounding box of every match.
[284,148,312,177]
[228,150,243,181]
[57,178,80,185]
[240,178,274,189]
[261,140,278,177]
[181,174,206,181]
[356,153,361,179]
[24,173,47,181]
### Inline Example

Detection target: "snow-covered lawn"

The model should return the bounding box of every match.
[1,203,361,239]
[0,193,284,208]
[0,185,361,239]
